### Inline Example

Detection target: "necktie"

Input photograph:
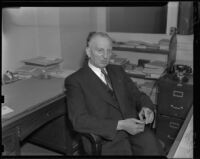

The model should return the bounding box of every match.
[101,69,113,91]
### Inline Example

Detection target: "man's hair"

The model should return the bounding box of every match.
[86,32,113,47]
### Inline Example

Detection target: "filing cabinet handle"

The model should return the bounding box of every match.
[170,104,183,110]
[167,135,175,140]
[173,90,184,98]
[169,122,180,129]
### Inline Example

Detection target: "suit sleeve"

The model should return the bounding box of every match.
[120,67,155,111]
[65,76,118,141]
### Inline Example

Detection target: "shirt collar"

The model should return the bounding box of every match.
[88,61,107,75]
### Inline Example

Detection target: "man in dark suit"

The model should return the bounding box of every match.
[65,32,164,155]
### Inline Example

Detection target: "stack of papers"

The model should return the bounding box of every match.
[15,65,37,74]
[126,66,146,75]
[143,67,165,75]
[143,60,166,77]
[158,39,170,51]
[110,57,128,65]
[22,56,63,67]
[144,60,167,69]
[2,105,14,116]
[49,69,75,78]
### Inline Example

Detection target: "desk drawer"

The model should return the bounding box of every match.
[156,115,184,152]
[2,127,20,155]
[18,97,66,140]
[157,80,193,119]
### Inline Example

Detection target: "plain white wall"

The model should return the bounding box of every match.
[2,7,62,74]
[2,8,39,73]
[59,7,96,70]
[2,7,104,75]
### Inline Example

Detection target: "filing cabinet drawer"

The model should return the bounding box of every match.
[157,79,193,119]
[156,114,184,152]
[17,97,66,140]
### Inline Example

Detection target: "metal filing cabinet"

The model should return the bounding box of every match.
[155,74,193,153]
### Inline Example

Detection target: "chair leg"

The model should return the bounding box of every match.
[92,143,102,155]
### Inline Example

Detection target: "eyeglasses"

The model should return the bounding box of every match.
[94,48,113,57]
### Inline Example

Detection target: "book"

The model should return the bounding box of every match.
[144,60,167,69]
[109,57,128,65]
[143,67,165,75]
[158,39,170,51]
[22,56,63,67]
[113,40,160,50]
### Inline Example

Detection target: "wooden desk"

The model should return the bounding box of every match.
[167,106,193,158]
[2,77,72,155]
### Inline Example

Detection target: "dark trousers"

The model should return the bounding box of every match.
[101,127,164,156]
[129,127,164,156]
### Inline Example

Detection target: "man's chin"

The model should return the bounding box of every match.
[100,63,109,68]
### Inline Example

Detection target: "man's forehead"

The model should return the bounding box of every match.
[91,36,112,46]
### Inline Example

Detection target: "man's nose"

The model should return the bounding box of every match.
[103,53,108,58]
[103,52,110,58]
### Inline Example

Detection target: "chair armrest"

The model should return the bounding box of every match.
[79,132,103,155]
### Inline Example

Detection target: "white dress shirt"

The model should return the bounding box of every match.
[88,62,107,85]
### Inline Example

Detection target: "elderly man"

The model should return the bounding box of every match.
[65,32,164,155]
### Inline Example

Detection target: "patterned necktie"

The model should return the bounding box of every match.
[101,69,113,91]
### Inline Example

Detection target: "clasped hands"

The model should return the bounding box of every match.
[117,107,154,135]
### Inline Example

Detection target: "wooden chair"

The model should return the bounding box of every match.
[75,132,103,155]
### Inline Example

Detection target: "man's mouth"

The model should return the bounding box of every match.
[101,61,109,64]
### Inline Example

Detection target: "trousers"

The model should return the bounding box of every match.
[101,127,164,156]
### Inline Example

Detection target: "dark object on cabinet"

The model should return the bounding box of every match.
[168,64,192,83]
[155,74,193,153]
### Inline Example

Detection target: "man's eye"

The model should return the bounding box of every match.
[98,49,104,52]
[107,50,112,54]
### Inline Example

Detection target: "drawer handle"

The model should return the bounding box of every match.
[173,90,184,98]
[167,135,175,140]
[169,122,180,129]
[170,104,183,110]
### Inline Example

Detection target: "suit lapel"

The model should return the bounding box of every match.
[84,64,120,110]
[106,65,127,115]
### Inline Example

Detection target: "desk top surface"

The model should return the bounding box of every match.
[2,77,66,126]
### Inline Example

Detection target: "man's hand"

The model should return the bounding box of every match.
[117,118,145,135]
[138,107,154,124]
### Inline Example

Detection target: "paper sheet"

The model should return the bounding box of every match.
[2,105,14,116]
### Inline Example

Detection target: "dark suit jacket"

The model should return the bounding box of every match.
[65,64,155,155]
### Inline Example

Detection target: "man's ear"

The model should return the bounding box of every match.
[86,47,91,58]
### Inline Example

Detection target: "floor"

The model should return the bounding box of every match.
[20,142,62,156]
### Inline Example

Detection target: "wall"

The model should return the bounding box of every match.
[59,7,106,70]
[2,8,38,73]
[2,6,193,75]
[2,7,62,74]
[59,7,96,70]
[107,7,167,33]
[2,7,100,75]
